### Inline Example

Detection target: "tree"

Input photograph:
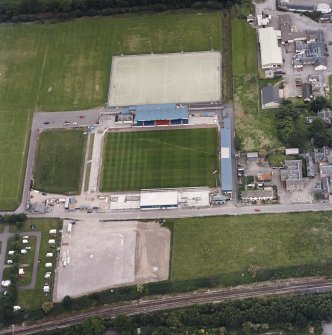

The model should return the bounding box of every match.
[62,295,73,309]
[310,96,331,113]
[42,301,54,314]
[82,316,105,335]
[113,314,133,332]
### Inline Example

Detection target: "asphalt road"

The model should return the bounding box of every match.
[1,278,332,335]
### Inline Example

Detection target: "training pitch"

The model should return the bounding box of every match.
[108,52,221,106]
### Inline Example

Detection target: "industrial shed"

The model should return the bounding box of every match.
[140,190,178,210]
[258,28,283,69]
[220,117,233,195]
[131,104,189,126]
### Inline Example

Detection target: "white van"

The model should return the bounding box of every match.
[21,249,27,254]
[48,239,55,244]
[46,253,53,258]
[45,263,52,268]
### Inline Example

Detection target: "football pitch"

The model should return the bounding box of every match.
[109,52,221,106]
[0,13,222,210]
[100,128,219,192]
[33,130,86,195]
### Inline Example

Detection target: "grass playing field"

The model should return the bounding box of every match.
[33,130,86,194]
[101,129,219,192]
[171,212,332,282]
[232,19,258,75]
[0,13,222,210]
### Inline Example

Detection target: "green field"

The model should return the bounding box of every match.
[231,18,280,151]
[232,19,258,75]
[171,212,332,281]
[8,219,60,310]
[0,13,222,210]
[33,130,86,194]
[101,129,219,192]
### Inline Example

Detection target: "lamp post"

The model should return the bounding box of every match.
[213,170,218,191]
[118,41,123,56]
[210,35,214,51]
[179,38,183,53]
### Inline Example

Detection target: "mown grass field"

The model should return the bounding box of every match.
[101,129,219,192]
[232,19,257,75]
[33,130,86,194]
[171,212,332,281]
[8,219,61,310]
[0,13,222,210]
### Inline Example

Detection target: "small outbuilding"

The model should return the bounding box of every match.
[261,85,281,109]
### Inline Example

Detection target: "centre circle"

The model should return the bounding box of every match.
[156,71,176,87]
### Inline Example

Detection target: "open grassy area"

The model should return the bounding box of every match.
[232,19,258,75]
[9,219,61,310]
[234,75,280,152]
[0,13,221,210]
[171,212,332,282]
[101,128,219,192]
[231,19,280,152]
[33,129,86,194]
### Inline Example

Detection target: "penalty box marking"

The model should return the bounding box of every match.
[198,60,219,95]
[112,65,134,100]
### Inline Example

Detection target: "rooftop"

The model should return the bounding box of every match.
[221,117,233,193]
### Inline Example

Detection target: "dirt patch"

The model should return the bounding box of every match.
[135,222,170,283]
[127,34,143,52]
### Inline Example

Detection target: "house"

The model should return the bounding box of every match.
[279,15,306,45]
[285,148,299,155]
[261,85,281,109]
[308,74,320,83]
[303,83,313,102]
[241,188,273,201]
[280,160,308,191]
[320,163,332,178]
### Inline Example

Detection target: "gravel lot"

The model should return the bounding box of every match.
[54,219,170,301]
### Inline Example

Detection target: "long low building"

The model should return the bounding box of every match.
[140,190,178,210]
[128,104,189,126]
[258,27,283,69]
[220,117,233,195]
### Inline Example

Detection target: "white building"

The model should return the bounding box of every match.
[317,3,331,14]
[241,188,273,201]
[258,28,283,69]
[140,190,178,210]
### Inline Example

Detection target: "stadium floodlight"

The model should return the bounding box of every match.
[179,38,183,53]
[210,35,214,51]
[149,40,153,54]
[213,170,218,190]
[118,41,123,56]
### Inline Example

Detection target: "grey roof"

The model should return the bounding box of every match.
[261,86,281,105]
[302,83,312,100]
[134,108,188,122]
[287,3,315,11]
[314,57,327,67]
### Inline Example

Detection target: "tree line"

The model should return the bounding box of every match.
[0,0,243,22]
[31,293,332,334]
[276,97,332,149]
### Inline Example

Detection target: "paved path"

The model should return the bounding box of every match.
[0,228,41,292]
